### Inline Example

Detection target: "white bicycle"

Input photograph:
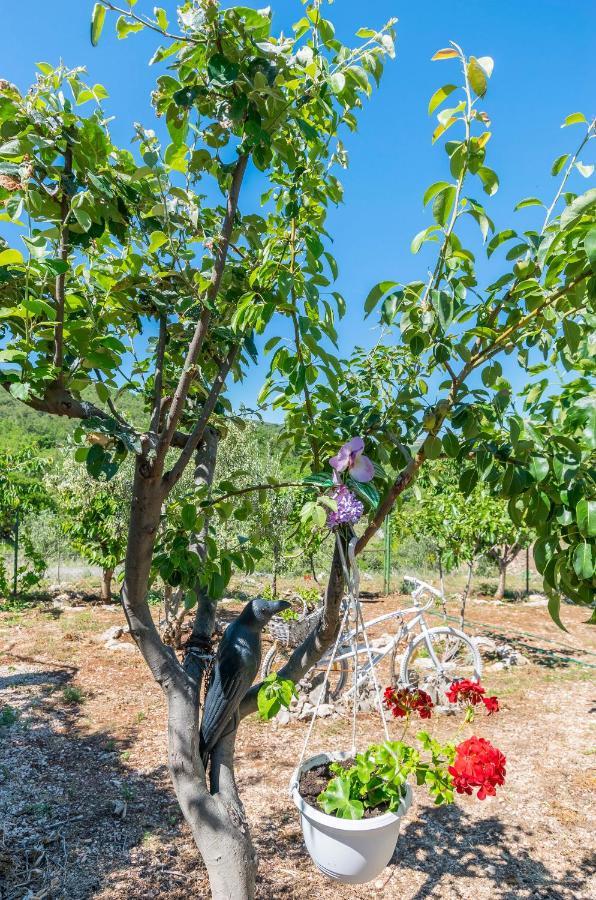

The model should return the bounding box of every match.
[262,574,482,702]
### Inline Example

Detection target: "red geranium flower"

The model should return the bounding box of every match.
[448,736,506,800]
[482,695,500,715]
[383,686,434,719]
[446,678,486,706]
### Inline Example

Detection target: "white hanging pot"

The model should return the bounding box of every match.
[289,750,413,884]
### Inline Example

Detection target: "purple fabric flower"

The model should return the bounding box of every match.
[329,436,374,483]
[326,485,364,528]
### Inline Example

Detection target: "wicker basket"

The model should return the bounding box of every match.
[266,597,323,648]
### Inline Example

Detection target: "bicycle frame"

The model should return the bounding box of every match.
[315,578,445,690]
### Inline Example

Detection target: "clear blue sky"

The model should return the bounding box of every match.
[1,1,595,418]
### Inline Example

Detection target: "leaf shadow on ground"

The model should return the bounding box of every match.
[388,801,594,900]
[0,661,207,899]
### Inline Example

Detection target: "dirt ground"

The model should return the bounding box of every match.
[1,589,595,900]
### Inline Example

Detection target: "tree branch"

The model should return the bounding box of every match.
[100,0,190,42]
[470,270,591,369]
[205,479,303,507]
[52,141,72,379]
[163,345,239,492]
[158,154,249,457]
[239,539,345,719]
[150,314,168,435]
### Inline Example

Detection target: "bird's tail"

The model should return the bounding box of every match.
[199,733,209,772]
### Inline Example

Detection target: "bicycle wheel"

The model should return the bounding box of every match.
[261,642,349,700]
[399,627,482,704]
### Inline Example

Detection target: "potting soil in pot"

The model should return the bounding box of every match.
[298,759,391,819]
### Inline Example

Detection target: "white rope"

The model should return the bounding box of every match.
[338,536,390,743]
[354,583,391,742]
[296,595,351,771]
[296,530,390,775]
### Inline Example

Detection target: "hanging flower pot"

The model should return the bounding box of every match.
[289,750,413,884]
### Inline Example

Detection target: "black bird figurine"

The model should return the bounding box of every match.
[199,598,291,769]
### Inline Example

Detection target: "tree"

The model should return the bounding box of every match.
[0,447,53,596]
[57,455,131,600]
[394,461,532,603]
[0,8,594,896]
[0,3,396,893]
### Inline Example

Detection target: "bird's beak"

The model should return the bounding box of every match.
[270,600,292,614]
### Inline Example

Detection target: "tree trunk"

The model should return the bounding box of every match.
[167,683,257,898]
[494,559,507,601]
[118,454,347,898]
[437,553,447,618]
[100,567,113,602]
[459,558,475,630]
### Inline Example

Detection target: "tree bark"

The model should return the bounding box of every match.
[167,682,257,899]
[494,558,507,601]
[100,567,113,603]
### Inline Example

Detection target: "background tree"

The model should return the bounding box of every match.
[394,461,532,605]
[0,447,53,596]
[57,455,131,600]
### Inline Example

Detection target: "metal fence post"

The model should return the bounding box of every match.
[383,515,392,594]
[13,509,19,598]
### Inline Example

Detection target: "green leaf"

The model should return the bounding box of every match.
[348,479,380,509]
[423,181,452,207]
[9,381,30,401]
[575,161,594,178]
[442,430,459,458]
[303,473,334,488]
[207,54,239,88]
[551,153,569,176]
[560,188,596,229]
[467,57,487,97]
[423,435,442,460]
[181,504,197,531]
[561,112,587,128]
[583,226,596,272]
[73,207,92,231]
[0,249,24,266]
[576,498,596,537]
[547,592,568,632]
[432,185,456,226]
[364,281,399,317]
[149,230,168,253]
[116,16,144,39]
[318,776,364,820]
[459,468,478,496]
[487,229,516,257]
[573,543,593,580]
[477,166,499,196]
[528,455,549,482]
[514,198,543,211]
[411,226,439,254]
[562,318,581,354]
[428,84,457,115]
[90,3,106,46]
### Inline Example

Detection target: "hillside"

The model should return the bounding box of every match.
[0,388,284,459]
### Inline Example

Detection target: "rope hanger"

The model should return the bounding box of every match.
[296,532,390,772]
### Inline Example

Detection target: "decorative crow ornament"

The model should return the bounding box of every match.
[199,598,291,769]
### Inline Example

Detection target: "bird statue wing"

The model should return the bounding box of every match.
[200,630,258,761]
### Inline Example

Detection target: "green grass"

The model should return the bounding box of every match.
[62,685,85,704]
[0,705,19,727]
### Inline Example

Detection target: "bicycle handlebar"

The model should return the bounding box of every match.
[403,574,444,600]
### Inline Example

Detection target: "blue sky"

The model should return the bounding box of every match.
[1,1,595,418]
